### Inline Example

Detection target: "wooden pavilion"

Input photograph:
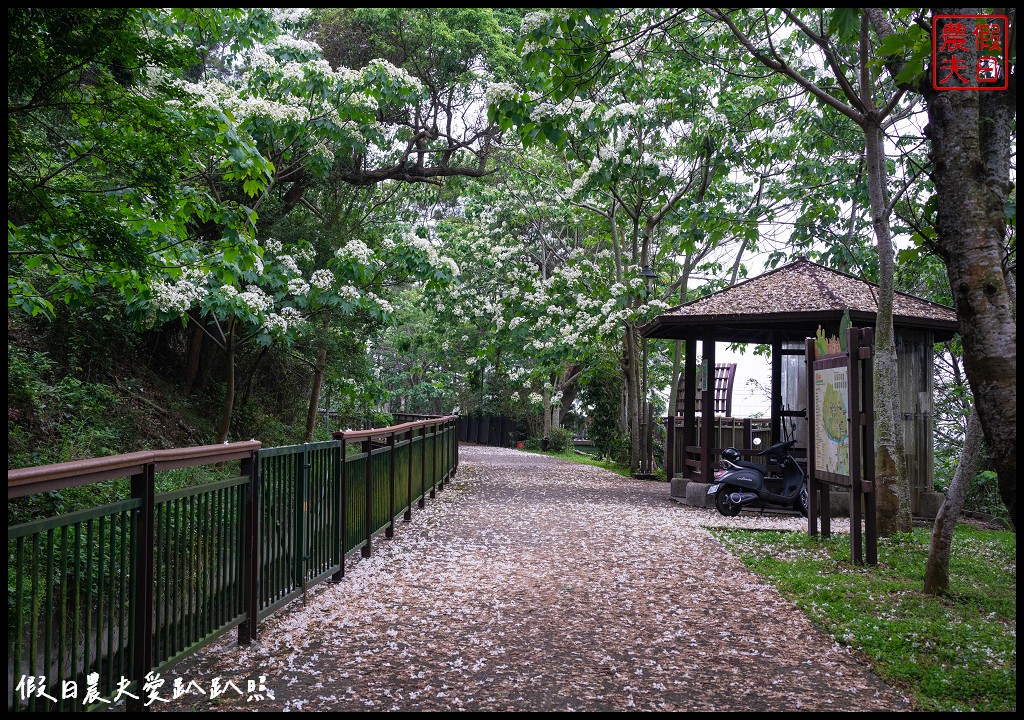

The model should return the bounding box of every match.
[639,257,960,517]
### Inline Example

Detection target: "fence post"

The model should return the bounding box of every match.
[128,461,155,712]
[418,426,427,509]
[239,449,260,644]
[362,437,373,558]
[429,423,437,499]
[296,446,308,593]
[332,439,347,581]
[436,419,444,493]
[446,420,453,480]
[405,428,414,522]
[386,432,396,539]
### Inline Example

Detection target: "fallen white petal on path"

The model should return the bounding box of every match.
[158,445,910,712]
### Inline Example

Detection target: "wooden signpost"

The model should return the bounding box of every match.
[805,326,877,565]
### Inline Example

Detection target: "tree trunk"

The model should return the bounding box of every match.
[305,317,331,442]
[864,113,912,536]
[623,324,642,475]
[215,319,236,444]
[183,311,205,396]
[924,75,1017,530]
[237,345,270,411]
[542,385,552,442]
[925,407,983,595]
[557,363,581,426]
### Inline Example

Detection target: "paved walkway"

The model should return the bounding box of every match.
[159,445,911,712]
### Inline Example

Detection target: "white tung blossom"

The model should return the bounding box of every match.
[338,285,360,301]
[278,254,301,276]
[239,285,274,314]
[335,239,375,264]
[310,269,334,290]
[268,36,323,57]
[287,278,310,296]
[484,82,519,108]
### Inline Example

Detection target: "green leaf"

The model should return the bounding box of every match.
[828,8,860,42]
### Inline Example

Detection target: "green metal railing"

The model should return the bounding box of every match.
[7,415,459,712]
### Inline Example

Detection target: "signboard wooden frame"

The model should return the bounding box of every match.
[805,327,877,565]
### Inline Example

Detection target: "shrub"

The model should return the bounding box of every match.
[545,426,574,453]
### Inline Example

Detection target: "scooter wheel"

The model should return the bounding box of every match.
[715,486,743,517]
[796,480,809,518]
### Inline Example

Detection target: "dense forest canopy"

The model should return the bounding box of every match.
[7,8,1015,527]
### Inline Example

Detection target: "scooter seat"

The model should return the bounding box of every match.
[734,459,769,475]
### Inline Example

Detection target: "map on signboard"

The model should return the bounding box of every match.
[814,365,850,478]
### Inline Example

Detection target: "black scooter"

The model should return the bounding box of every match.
[708,438,808,517]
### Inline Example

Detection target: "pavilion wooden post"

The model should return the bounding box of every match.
[700,329,716,481]
[682,333,697,478]
[771,333,782,445]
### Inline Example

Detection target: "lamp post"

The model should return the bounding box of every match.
[640,264,658,477]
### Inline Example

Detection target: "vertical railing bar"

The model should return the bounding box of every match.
[284,453,291,597]
[316,450,324,574]
[405,430,413,522]
[234,481,241,616]
[220,485,228,627]
[107,512,117,692]
[418,427,426,510]
[188,493,195,643]
[262,457,270,606]
[128,462,155,713]
[96,514,106,694]
[58,524,69,712]
[225,484,233,621]
[362,437,373,558]
[14,536,25,712]
[240,449,259,644]
[203,485,211,636]
[331,441,343,581]
[205,484,214,637]
[204,486,212,637]
[71,522,81,708]
[44,527,55,711]
[118,509,128,697]
[83,518,93,699]
[430,423,437,499]
[274,455,282,602]
[214,486,221,627]
[154,501,162,663]
[387,433,396,538]
[28,535,38,712]
[296,448,306,593]
[340,440,348,577]
[172,497,180,657]
[210,486,219,632]
[197,486,206,640]
[187,492,196,655]
[174,497,183,658]
[225,484,234,624]
[180,494,189,650]
[232,482,240,617]
[157,500,167,662]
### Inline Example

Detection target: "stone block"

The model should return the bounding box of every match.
[670,478,689,500]
[685,481,714,508]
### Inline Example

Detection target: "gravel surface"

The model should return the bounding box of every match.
[157,444,911,712]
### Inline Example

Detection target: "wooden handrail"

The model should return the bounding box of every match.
[8,441,262,499]
[334,415,458,442]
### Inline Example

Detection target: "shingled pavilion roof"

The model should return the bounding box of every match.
[640,257,960,343]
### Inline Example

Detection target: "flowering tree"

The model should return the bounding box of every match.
[9,8,466,442]
[488,9,775,472]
